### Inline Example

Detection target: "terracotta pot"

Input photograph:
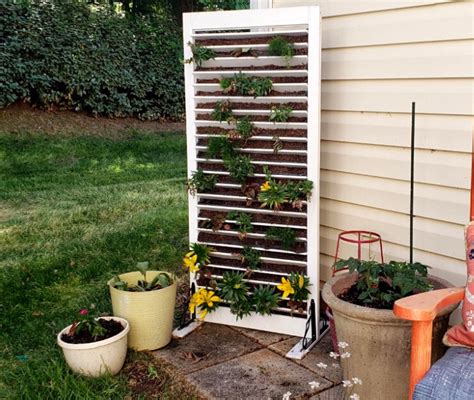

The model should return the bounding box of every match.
[322,273,457,400]
[57,316,129,377]
[108,271,177,351]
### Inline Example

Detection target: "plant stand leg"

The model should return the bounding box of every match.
[286,299,329,360]
[172,283,201,339]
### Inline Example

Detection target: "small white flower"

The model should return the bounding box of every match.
[342,380,353,388]
[308,381,320,390]
[340,351,351,359]
[282,391,292,400]
[329,351,340,359]
[352,377,363,385]
[316,362,327,369]
[349,394,360,400]
[337,341,349,349]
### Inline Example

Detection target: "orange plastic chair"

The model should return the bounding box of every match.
[393,287,464,400]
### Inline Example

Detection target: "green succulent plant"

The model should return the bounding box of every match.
[252,285,279,316]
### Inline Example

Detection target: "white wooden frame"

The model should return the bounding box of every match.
[183,6,321,337]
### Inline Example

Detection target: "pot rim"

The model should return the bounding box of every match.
[57,316,129,350]
[107,270,177,295]
[322,273,457,323]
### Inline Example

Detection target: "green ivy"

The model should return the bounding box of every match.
[0,1,184,120]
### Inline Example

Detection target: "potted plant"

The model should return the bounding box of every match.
[108,262,177,351]
[322,258,458,400]
[57,308,129,377]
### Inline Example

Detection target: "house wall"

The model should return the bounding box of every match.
[252,0,474,286]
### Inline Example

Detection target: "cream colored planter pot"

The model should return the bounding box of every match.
[322,273,457,400]
[57,316,129,377]
[108,271,177,351]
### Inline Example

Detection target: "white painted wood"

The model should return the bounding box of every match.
[271,0,451,18]
[184,6,321,337]
[321,79,474,116]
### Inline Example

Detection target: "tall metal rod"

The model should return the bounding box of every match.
[410,102,416,264]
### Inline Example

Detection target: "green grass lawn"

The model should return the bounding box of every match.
[0,130,189,399]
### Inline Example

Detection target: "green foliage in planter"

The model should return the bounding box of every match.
[230,296,253,320]
[235,116,254,140]
[224,155,254,184]
[268,36,294,64]
[211,100,233,123]
[218,272,249,303]
[269,105,293,123]
[334,258,432,309]
[185,42,216,67]
[112,261,172,292]
[187,169,217,195]
[227,211,253,237]
[1,1,184,120]
[265,227,297,251]
[252,286,279,316]
[207,136,237,160]
[286,180,313,210]
[258,167,287,211]
[188,243,213,268]
[220,73,273,97]
[240,246,261,271]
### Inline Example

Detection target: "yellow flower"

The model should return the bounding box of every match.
[260,181,271,192]
[183,253,199,273]
[277,277,295,299]
[201,289,221,308]
[188,291,203,314]
[298,274,304,289]
[199,308,208,320]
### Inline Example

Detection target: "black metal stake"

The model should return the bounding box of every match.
[410,102,416,264]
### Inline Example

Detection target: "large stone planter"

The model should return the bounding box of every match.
[322,273,457,400]
[108,271,177,351]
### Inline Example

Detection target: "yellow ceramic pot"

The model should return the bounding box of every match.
[108,271,177,351]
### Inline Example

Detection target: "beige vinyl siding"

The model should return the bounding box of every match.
[266,0,474,286]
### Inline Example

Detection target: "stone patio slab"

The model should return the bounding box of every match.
[154,323,262,374]
[231,326,291,346]
[187,348,333,400]
[269,333,342,384]
[311,384,346,400]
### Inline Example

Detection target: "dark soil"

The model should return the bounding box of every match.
[338,282,394,310]
[197,77,308,84]
[196,126,307,137]
[199,219,306,237]
[197,161,306,176]
[196,101,307,111]
[0,103,184,136]
[198,231,306,253]
[61,319,124,344]
[214,48,307,57]
[198,151,307,164]
[196,90,307,97]
[199,209,306,227]
[196,64,308,71]
[197,138,307,150]
[196,113,307,123]
[195,34,308,46]
[209,255,306,274]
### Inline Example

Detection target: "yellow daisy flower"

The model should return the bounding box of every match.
[201,289,221,308]
[277,277,295,299]
[260,181,271,192]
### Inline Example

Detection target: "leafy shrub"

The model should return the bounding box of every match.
[220,73,273,97]
[185,42,216,67]
[0,1,184,120]
[265,227,297,250]
[269,105,293,123]
[268,36,294,64]
[187,169,217,195]
[207,136,237,159]
[235,116,254,140]
[211,100,233,122]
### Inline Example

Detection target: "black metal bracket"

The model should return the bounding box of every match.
[177,282,196,331]
[302,299,317,350]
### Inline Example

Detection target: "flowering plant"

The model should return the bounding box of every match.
[66,308,106,339]
[277,272,311,313]
[189,288,221,319]
[183,243,213,274]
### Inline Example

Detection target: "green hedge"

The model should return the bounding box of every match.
[0,1,184,120]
